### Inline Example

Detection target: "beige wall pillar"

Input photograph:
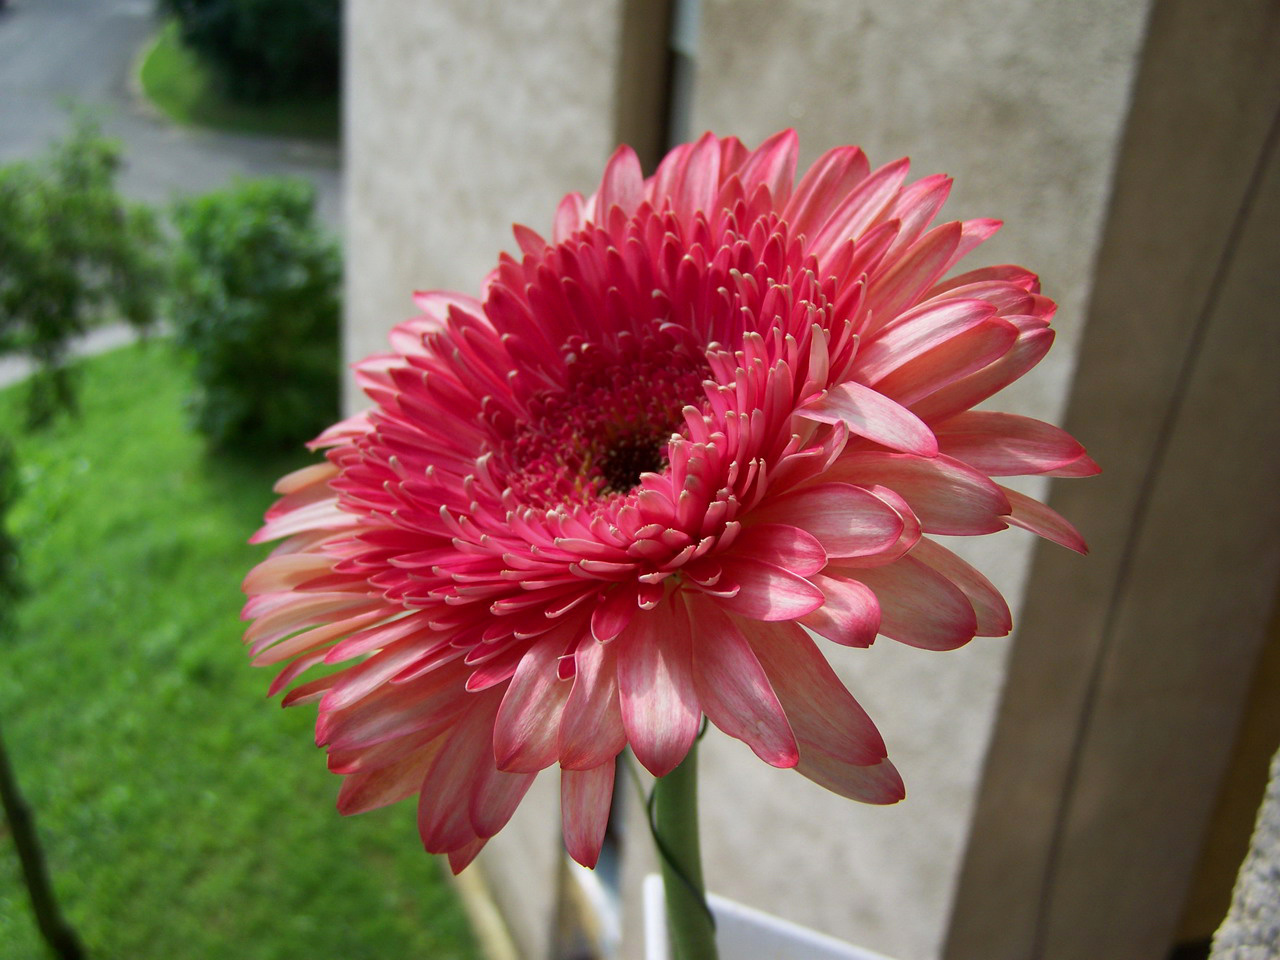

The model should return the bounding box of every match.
[344,0,630,403]
[950,2,1280,955]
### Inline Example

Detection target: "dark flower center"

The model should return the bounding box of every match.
[497,334,708,508]
[597,432,667,493]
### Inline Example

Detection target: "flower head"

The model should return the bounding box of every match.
[242,131,1097,873]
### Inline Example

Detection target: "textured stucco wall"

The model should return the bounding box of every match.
[344,0,626,404]
[950,2,1280,957]
[664,3,1151,959]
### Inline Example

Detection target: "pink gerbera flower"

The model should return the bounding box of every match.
[242,130,1097,873]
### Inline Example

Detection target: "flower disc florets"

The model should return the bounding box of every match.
[242,130,1098,873]
[496,324,708,506]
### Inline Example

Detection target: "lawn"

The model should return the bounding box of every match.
[0,343,478,959]
[137,21,340,143]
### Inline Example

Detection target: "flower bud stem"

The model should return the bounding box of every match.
[651,738,718,960]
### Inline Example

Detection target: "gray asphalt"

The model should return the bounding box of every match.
[0,0,342,225]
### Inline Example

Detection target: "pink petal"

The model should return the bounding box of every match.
[909,317,1055,423]
[1047,452,1102,478]
[849,556,978,650]
[854,297,999,385]
[807,158,912,259]
[800,380,938,456]
[728,523,826,577]
[336,739,441,815]
[881,174,952,258]
[469,764,537,839]
[908,538,1012,637]
[926,264,1039,298]
[666,132,722,223]
[862,222,962,333]
[646,141,691,210]
[737,128,799,206]
[326,610,436,663]
[447,838,487,874]
[942,218,1003,273]
[783,145,871,240]
[800,573,881,647]
[825,452,1011,536]
[409,289,486,326]
[493,633,575,772]
[561,761,616,869]
[855,484,923,564]
[327,728,435,776]
[553,192,587,243]
[244,593,380,647]
[558,637,627,770]
[999,484,1089,554]
[418,693,501,854]
[688,600,798,768]
[871,317,1019,408]
[616,601,701,777]
[748,482,905,559]
[322,633,452,712]
[266,649,329,698]
[796,749,905,804]
[593,145,644,221]
[252,609,386,666]
[511,223,548,258]
[242,553,335,595]
[272,461,338,496]
[280,673,337,707]
[745,619,886,765]
[319,663,470,750]
[715,558,825,621]
[590,583,639,642]
[935,411,1093,477]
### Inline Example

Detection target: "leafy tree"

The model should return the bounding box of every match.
[159,0,340,103]
[0,119,164,428]
[169,177,340,452]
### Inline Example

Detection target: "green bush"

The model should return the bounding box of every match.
[159,0,340,103]
[169,177,340,452]
[0,119,164,427]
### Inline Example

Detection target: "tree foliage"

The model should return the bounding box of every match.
[159,0,340,103]
[169,177,340,452]
[0,120,164,427]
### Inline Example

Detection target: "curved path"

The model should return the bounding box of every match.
[0,0,341,223]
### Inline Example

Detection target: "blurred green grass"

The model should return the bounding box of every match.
[138,22,339,143]
[0,343,478,959]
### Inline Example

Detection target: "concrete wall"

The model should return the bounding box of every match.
[344,0,627,404]
[342,2,1280,958]
[949,2,1280,956]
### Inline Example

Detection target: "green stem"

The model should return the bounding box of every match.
[651,740,718,960]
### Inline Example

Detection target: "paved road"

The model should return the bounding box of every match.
[0,0,342,226]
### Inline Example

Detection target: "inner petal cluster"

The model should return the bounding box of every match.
[491,328,710,509]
